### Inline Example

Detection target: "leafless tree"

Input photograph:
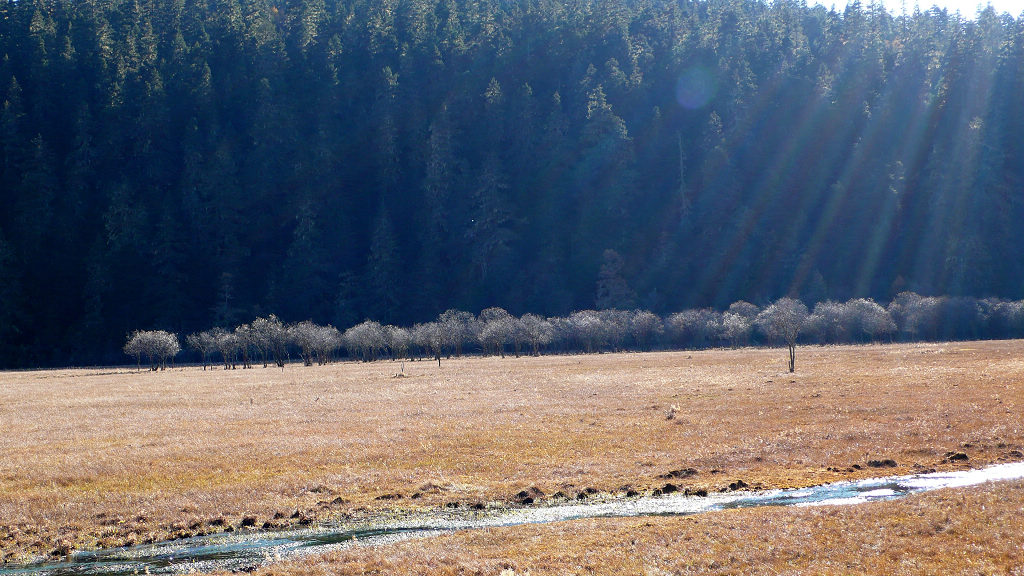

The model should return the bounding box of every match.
[251,314,289,367]
[478,307,514,357]
[843,298,896,342]
[124,330,180,371]
[289,321,320,366]
[719,311,751,347]
[343,320,386,362]
[210,327,239,369]
[628,310,663,351]
[887,292,943,341]
[384,325,411,360]
[412,321,444,364]
[313,324,343,365]
[437,309,477,357]
[727,300,760,322]
[755,297,808,373]
[186,330,217,369]
[599,309,632,351]
[568,310,605,353]
[666,308,722,349]
[805,300,847,344]
[234,323,256,368]
[519,313,554,355]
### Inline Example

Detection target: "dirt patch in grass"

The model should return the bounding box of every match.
[240,479,1024,576]
[1,341,1023,563]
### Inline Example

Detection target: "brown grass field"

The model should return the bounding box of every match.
[1,341,1023,572]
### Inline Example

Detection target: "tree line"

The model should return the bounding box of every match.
[127,292,1024,370]
[2,0,1024,367]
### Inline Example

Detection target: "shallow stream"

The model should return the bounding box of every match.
[3,462,1023,576]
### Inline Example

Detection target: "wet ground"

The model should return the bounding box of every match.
[3,462,1023,576]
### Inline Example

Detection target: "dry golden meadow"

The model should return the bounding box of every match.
[1,341,1023,573]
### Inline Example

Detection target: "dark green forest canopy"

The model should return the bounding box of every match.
[0,0,1022,367]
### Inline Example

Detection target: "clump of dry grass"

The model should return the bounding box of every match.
[0,341,1022,563]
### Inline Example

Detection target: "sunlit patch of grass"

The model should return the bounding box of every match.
[1,341,1023,563]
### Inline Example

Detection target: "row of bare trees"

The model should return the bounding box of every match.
[183,316,343,369]
[125,293,1024,370]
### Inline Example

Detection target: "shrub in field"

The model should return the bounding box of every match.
[124,330,180,371]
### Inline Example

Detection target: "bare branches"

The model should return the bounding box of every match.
[124,330,180,371]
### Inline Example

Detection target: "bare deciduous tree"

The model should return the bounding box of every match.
[520,313,554,356]
[666,308,721,349]
[186,330,218,369]
[343,320,386,362]
[755,297,808,373]
[628,310,663,351]
[210,327,239,369]
[805,300,847,344]
[412,322,444,364]
[384,324,411,360]
[124,330,180,371]
[251,314,289,367]
[437,309,476,357]
[843,298,896,342]
[478,307,513,357]
[719,312,751,348]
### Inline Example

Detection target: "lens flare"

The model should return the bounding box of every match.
[676,67,717,109]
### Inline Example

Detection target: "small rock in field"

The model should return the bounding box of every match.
[660,468,698,479]
[867,459,898,468]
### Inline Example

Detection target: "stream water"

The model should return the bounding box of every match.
[3,462,1023,576]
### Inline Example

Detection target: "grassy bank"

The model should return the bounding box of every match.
[242,479,1024,575]
[1,341,1022,565]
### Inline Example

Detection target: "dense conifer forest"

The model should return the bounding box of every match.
[1,0,1023,367]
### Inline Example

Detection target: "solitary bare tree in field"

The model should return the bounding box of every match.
[756,297,808,373]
